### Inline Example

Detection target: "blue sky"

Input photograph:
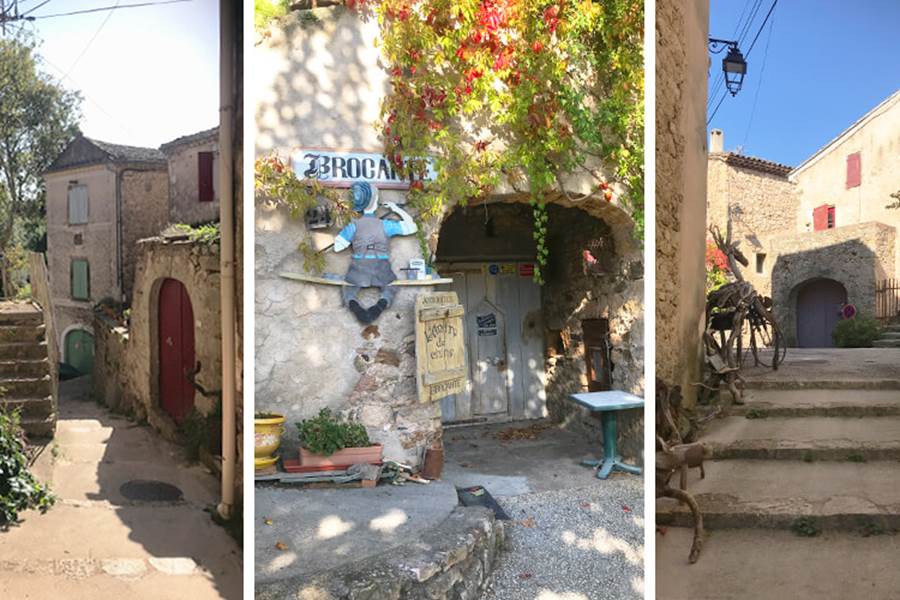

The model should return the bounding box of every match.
[708,0,900,166]
[13,0,218,148]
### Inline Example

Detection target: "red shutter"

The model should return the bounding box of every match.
[198,152,214,202]
[812,205,829,231]
[846,152,861,189]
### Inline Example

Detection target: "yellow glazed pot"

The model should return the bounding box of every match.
[254,414,285,465]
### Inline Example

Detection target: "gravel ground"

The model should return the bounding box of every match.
[483,476,644,600]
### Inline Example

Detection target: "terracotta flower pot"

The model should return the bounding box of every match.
[299,444,383,468]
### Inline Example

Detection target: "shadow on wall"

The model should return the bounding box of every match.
[771,239,883,347]
[255,8,384,154]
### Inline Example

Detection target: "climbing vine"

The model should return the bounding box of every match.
[255,0,643,283]
[360,0,644,282]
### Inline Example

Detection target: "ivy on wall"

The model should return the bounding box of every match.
[256,0,644,283]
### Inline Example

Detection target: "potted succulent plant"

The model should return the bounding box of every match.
[297,408,382,467]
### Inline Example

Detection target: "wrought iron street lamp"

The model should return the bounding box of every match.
[709,38,747,96]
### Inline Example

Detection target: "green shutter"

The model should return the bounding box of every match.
[71,260,89,300]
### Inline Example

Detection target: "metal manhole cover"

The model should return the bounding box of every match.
[120,480,183,502]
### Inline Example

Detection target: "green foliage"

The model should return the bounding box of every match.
[833,316,881,348]
[0,33,81,256]
[846,453,867,463]
[296,408,371,457]
[744,408,767,420]
[178,409,208,461]
[859,519,892,537]
[802,451,814,463]
[167,222,222,245]
[370,0,644,282]
[791,516,820,537]
[0,410,56,527]
[255,0,291,31]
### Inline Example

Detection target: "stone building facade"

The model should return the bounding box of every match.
[707,90,900,346]
[44,137,168,373]
[656,0,710,408]
[256,7,644,466]
[160,127,221,226]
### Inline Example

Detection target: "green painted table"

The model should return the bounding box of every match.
[569,391,644,479]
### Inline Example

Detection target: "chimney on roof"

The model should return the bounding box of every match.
[710,129,724,153]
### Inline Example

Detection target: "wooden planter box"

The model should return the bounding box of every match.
[299,444,383,468]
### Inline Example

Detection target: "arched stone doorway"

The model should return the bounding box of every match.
[158,278,196,424]
[63,326,95,375]
[796,278,847,348]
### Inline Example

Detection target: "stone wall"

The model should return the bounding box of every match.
[93,238,223,440]
[163,132,221,226]
[121,169,170,305]
[655,0,709,408]
[770,222,897,345]
[541,205,644,462]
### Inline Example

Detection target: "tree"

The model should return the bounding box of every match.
[0,33,81,293]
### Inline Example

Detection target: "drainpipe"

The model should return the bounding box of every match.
[217,0,237,520]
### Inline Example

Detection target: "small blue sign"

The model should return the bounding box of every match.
[488,264,499,275]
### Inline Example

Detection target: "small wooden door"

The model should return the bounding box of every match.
[471,298,509,415]
[582,319,612,391]
[797,279,847,348]
[65,329,95,375]
[159,279,195,424]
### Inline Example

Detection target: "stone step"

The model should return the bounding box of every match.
[0,341,48,361]
[878,331,900,339]
[0,396,54,418]
[0,304,43,327]
[0,324,46,344]
[703,415,900,461]
[20,414,56,439]
[0,358,51,378]
[658,459,900,531]
[730,389,900,418]
[0,376,52,399]
[657,527,900,600]
[873,339,900,348]
[743,378,900,390]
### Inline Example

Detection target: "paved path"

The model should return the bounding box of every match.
[658,349,900,599]
[444,421,644,600]
[0,378,242,600]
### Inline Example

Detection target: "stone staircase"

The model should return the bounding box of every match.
[873,323,900,348]
[0,301,55,438]
[658,376,900,597]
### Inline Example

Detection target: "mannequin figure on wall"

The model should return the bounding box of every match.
[334,182,418,323]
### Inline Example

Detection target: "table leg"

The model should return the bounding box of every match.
[580,411,642,479]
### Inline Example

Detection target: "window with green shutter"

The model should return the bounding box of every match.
[68,184,89,224]
[71,259,90,300]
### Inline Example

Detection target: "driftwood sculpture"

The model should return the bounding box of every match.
[704,225,785,403]
[656,381,706,564]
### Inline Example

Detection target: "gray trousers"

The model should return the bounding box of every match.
[342,258,397,307]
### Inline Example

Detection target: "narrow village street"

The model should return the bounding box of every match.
[0,376,242,600]
[657,348,900,599]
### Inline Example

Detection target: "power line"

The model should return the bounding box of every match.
[742,13,776,148]
[58,0,120,82]
[29,0,190,19]
[20,0,52,17]
[745,0,778,58]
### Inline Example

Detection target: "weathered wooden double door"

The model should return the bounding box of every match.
[438,264,546,424]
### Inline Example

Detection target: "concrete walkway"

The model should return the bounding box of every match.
[0,377,242,600]
[658,349,900,599]
[444,421,644,600]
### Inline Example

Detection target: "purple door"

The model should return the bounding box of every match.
[796,279,847,348]
[159,279,195,424]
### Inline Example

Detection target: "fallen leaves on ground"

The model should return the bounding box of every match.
[518,572,534,580]
[495,422,555,442]
[263,517,273,525]
[275,541,288,551]
[518,517,536,528]
[622,505,632,512]
[580,502,592,509]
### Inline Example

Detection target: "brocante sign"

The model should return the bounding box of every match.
[292,148,436,190]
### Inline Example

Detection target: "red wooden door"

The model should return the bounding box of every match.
[159,279,195,424]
